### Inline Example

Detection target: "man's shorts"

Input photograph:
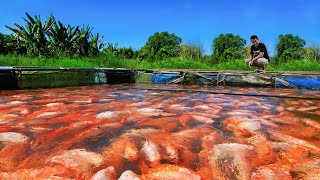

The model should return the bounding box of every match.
[245,58,269,66]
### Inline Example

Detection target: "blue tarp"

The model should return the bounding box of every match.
[152,73,320,89]
[152,73,181,83]
[276,76,320,89]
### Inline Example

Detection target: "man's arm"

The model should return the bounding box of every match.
[252,52,264,61]
[249,52,264,65]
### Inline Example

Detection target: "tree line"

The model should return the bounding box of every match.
[0,13,319,64]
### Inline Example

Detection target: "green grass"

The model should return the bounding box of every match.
[211,59,320,72]
[212,60,251,71]
[270,59,320,71]
[0,55,97,67]
[0,54,319,71]
[148,57,211,69]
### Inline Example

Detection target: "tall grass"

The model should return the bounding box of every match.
[0,55,319,71]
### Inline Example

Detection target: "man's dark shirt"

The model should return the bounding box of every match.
[250,43,269,61]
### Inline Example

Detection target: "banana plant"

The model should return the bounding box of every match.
[72,26,105,56]
[5,12,55,56]
[47,20,80,55]
[5,12,105,57]
[104,43,119,56]
[70,25,90,56]
[89,32,105,55]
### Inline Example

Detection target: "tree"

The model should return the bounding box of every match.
[244,46,251,57]
[304,43,320,62]
[180,41,204,60]
[212,33,246,63]
[117,47,136,59]
[0,33,13,54]
[275,34,306,62]
[180,44,191,59]
[103,43,136,59]
[139,32,182,61]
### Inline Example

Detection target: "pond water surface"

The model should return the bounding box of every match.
[0,84,319,179]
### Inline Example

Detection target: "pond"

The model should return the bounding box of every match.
[0,84,319,179]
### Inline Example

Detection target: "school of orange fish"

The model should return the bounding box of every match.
[0,84,319,179]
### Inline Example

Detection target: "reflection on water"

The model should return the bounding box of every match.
[0,84,319,179]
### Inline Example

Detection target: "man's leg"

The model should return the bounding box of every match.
[258,61,265,70]
[246,59,260,72]
[257,58,269,70]
[257,58,269,73]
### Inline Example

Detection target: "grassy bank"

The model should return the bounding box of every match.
[0,55,320,71]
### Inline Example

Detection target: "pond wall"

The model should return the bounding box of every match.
[1,66,319,90]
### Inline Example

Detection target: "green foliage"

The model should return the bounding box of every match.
[5,12,104,57]
[211,59,320,71]
[151,57,210,69]
[200,55,214,64]
[212,59,251,71]
[180,42,204,60]
[244,46,251,57]
[46,20,80,56]
[271,59,320,71]
[0,33,7,54]
[103,43,118,55]
[304,46,320,62]
[103,43,137,59]
[275,34,306,63]
[5,13,55,56]
[180,45,191,58]
[0,33,13,54]
[139,32,182,61]
[212,33,246,63]
[117,47,136,59]
[1,54,319,71]
[0,33,28,55]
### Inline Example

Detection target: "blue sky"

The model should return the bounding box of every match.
[1,0,319,56]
